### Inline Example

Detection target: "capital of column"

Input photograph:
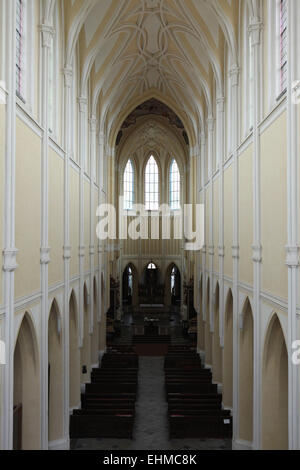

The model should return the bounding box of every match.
[218,245,225,258]
[248,18,263,47]
[40,247,51,265]
[3,248,18,272]
[63,246,72,260]
[229,66,240,88]
[216,97,225,113]
[78,97,87,114]
[207,117,215,133]
[89,116,97,133]
[252,244,262,263]
[232,245,240,259]
[40,24,54,49]
[285,245,299,267]
[89,245,95,256]
[208,245,215,256]
[63,67,73,89]
[78,246,85,258]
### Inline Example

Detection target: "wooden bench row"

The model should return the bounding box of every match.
[70,351,139,439]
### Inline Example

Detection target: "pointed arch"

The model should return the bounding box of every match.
[145,154,159,211]
[13,312,40,449]
[262,314,288,450]
[48,300,63,443]
[212,282,222,383]
[123,158,135,210]
[223,289,233,408]
[238,298,254,443]
[69,290,80,409]
[169,158,181,210]
[205,277,213,366]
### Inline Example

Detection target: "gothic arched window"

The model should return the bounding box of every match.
[147,262,157,270]
[145,155,159,211]
[169,159,181,210]
[123,159,134,210]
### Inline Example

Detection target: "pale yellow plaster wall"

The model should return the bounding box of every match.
[239,145,253,285]
[48,150,64,285]
[15,119,41,299]
[224,166,233,278]
[213,180,219,273]
[84,180,91,272]
[70,168,79,277]
[261,112,287,300]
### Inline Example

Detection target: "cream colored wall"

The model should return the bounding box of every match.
[70,168,79,277]
[15,119,41,299]
[48,150,64,285]
[213,180,219,273]
[261,112,287,300]
[239,145,253,285]
[84,180,91,272]
[224,166,233,278]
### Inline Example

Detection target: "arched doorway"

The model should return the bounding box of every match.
[48,300,63,444]
[197,275,205,351]
[13,313,40,449]
[80,284,91,383]
[238,298,253,443]
[122,264,138,310]
[164,264,181,309]
[69,291,80,409]
[212,283,222,384]
[205,278,213,366]
[91,277,99,365]
[262,315,288,450]
[223,289,233,408]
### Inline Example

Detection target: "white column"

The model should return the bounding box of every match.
[207,117,215,334]
[98,131,105,322]
[78,97,87,347]
[89,116,97,334]
[286,0,299,450]
[62,66,73,444]
[200,134,207,326]
[217,97,225,346]
[39,22,54,450]
[1,0,17,451]
[249,17,263,450]
[230,65,240,441]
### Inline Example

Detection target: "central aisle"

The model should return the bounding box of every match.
[133,357,169,449]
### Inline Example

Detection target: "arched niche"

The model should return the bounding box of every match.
[48,300,63,443]
[223,289,233,408]
[13,312,40,450]
[262,314,288,450]
[69,290,80,409]
[205,278,213,366]
[238,298,254,443]
[197,275,205,351]
[91,277,99,365]
[80,283,91,383]
[212,283,223,384]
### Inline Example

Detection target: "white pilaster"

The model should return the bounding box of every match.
[1,0,17,450]
[230,65,240,442]
[62,66,73,445]
[217,97,225,347]
[78,96,87,347]
[286,0,299,450]
[39,21,54,450]
[89,116,97,334]
[249,16,263,450]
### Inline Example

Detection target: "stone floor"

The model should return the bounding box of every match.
[71,357,232,451]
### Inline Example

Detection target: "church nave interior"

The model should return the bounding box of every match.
[0,0,300,452]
